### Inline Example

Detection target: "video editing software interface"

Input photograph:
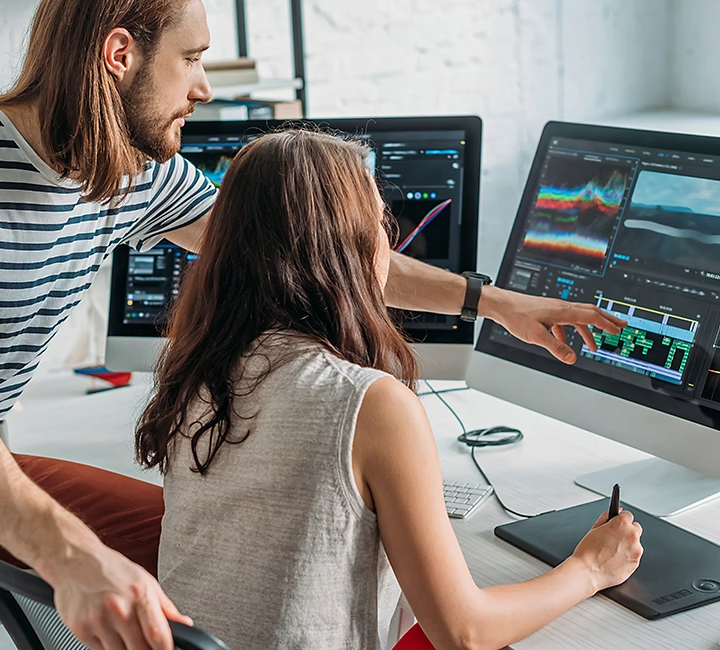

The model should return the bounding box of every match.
[488,133,720,415]
[122,126,468,338]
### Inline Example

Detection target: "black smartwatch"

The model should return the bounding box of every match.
[460,271,493,322]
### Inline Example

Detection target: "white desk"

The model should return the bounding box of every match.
[422,385,720,650]
[6,371,161,485]
[6,374,720,649]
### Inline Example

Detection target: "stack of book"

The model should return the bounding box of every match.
[193,58,303,121]
[202,57,259,88]
[190,98,303,122]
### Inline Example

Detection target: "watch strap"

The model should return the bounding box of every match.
[460,272,492,322]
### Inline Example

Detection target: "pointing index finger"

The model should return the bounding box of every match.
[581,307,627,334]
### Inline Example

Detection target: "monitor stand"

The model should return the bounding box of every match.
[575,458,720,517]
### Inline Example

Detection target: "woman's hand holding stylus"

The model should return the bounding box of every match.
[571,509,644,593]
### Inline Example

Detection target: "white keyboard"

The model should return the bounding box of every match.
[443,480,493,519]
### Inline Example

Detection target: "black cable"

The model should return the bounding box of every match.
[423,383,469,433]
[416,385,471,398]
[423,381,542,519]
[467,448,540,519]
[458,426,523,448]
[423,382,522,447]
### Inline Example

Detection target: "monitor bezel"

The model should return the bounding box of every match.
[476,120,720,432]
[108,115,482,345]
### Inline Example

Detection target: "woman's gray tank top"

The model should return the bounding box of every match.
[159,332,401,649]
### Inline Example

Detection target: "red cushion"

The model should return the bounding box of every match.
[394,623,435,649]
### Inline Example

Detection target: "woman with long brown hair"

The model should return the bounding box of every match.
[136,129,642,650]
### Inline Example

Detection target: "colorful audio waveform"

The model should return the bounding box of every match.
[196,155,233,187]
[535,170,627,216]
[521,169,629,264]
[522,219,610,260]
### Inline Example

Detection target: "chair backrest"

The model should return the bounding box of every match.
[0,559,229,650]
[393,622,435,650]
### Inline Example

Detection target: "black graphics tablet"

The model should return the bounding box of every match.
[495,499,720,619]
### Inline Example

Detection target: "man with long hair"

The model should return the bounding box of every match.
[0,1,213,649]
[0,1,625,649]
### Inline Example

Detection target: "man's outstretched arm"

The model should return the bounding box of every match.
[0,440,191,650]
[385,251,627,364]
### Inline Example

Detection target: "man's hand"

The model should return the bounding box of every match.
[479,286,627,364]
[382,252,626,363]
[1,434,190,650]
[52,543,191,650]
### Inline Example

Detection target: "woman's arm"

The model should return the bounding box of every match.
[353,378,642,650]
[0,440,191,650]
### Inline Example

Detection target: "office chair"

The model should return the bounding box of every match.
[0,554,437,650]
[393,622,435,649]
[0,559,229,650]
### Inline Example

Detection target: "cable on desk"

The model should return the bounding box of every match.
[423,381,542,519]
[416,384,471,398]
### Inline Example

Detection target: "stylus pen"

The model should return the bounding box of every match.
[608,483,620,520]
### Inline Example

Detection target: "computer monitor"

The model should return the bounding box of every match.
[467,121,720,516]
[106,116,482,379]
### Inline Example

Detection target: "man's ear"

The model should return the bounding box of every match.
[103,28,138,82]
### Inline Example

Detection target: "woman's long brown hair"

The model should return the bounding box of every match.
[136,129,418,474]
[0,0,185,203]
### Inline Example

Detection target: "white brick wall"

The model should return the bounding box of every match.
[203,0,240,61]
[671,0,720,112]
[243,0,672,274]
[239,0,674,273]
[0,1,36,92]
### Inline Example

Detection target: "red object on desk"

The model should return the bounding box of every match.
[73,367,132,389]
[394,624,435,649]
[92,371,131,388]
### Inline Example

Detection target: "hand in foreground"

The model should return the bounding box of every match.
[571,509,643,593]
[480,286,628,364]
[52,544,192,650]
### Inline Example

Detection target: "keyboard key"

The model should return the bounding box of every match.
[442,479,493,519]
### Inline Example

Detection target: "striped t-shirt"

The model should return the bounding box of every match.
[0,109,217,421]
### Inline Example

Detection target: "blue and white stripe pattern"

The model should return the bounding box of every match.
[0,110,217,421]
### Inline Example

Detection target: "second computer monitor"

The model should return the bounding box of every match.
[107,116,482,379]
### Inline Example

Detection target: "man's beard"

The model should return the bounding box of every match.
[120,64,194,163]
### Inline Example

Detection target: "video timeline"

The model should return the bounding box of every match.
[582,296,696,385]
